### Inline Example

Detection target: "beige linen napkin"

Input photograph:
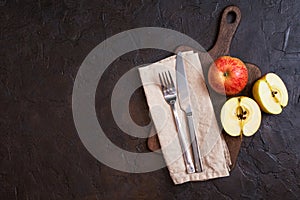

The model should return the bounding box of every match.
[138,51,231,184]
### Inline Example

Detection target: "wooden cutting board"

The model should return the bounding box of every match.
[147,6,261,170]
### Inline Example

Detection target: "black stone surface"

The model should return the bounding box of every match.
[1,0,300,199]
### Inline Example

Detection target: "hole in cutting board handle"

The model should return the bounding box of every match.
[226,11,237,24]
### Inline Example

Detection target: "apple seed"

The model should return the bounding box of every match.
[236,106,248,121]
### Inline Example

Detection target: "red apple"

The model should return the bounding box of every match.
[208,56,248,96]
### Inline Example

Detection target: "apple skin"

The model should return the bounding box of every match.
[208,56,248,96]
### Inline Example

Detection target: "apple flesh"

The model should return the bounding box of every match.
[221,96,261,137]
[208,56,248,96]
[252,73,288,114]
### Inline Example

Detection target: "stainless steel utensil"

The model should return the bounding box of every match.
[159,71,195,174]
[176,52,203,172]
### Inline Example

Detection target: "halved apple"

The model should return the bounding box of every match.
[221,96,262,137]
[252,73,288,114]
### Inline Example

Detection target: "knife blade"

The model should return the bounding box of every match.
[176,51,203,172]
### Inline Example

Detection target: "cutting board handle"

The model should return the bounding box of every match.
[210,6,241,56]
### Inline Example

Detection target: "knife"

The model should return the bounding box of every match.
[176,51,203,172]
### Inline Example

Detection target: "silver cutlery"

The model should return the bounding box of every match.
[176,52,203,172]
[159,71,196,174]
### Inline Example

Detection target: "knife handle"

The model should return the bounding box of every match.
[171,103,195,174]
[187,113,204,172]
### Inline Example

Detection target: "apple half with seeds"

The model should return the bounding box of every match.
[221,96,262,137]
[252,73,288,114]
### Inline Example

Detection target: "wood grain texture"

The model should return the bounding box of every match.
[147,6,262,170]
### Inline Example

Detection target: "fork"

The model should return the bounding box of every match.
[159,71,195,174]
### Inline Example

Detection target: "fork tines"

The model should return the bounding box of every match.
[159,71,175,90]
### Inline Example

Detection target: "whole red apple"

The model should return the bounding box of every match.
[208,56,248,96]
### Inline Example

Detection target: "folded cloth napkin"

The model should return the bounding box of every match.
[138,51,231,184]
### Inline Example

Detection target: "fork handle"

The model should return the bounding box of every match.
[171,103,195,174]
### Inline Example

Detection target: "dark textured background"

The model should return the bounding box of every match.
[1,0,300,199]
